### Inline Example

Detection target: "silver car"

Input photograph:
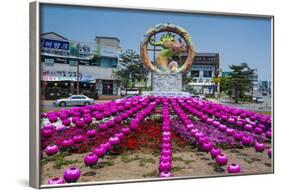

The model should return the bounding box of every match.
[53,95,94,107]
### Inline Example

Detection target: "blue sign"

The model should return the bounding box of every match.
[41,39,69,51]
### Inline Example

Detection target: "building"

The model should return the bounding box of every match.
[249,68,258,96]
[179,53,220,94]
[40,32,121,100]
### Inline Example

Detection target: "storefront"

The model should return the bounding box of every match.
[40,32,122,99]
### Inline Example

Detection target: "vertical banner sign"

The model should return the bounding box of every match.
[70,42,79,56]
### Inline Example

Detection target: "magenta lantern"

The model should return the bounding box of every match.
[107,120,115,128]
[221,115,228,121]
[266,131,272,139]
[194,132,204,139]
[241,135,252,146]
[63,167,81,183]
[129,122,139,130]
[254,127,263,134]
[236,121,244,128]
[114,116,122,123]
[75,120,85,128]
[198,136,208,145]
[210,147,221,159]
[227,118,235,124]
[121,127,131,135]
[216,153,228,166]
[73,135,84,144]
[101,142,112,151]
[84,153,99,166]
[86,129,97,138]
[98,123,108,131]
[159,161,172,172]
[84,117,92,124]
[161,148,172,156]
[162,125,171,132]
[218,124,227,132]
[160,154,172,162]
[95,113,104,121]
[48,115,58,123]
[206,118,214,125]
[255,142,265,152]
[56,125,67,132]
[162,136,171,143]
[212,121,220,127]
[226,128,235,136]
[190,128,198,136]
[244,124,253,131]
[62,119,71,126]
[268,148,272,158]
[93,146,106,157]
[161,142,172,149]
[202,141,213,152]
[41,125,55,138]
[227,163,241,173]
[162,131,171,137]
[60,139,74,148]
[159,171,174,177]
[185,124,194,131]
[115,132,125,140]
[48,177,65,185]
[233,132,243,141]
[45,144,59,156]
[109,136,120,145]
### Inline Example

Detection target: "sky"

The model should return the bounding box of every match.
[41,4,272,81]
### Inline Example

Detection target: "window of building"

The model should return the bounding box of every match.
[191,70,200,77]
[99,57,118,68]
[203,70,212,77]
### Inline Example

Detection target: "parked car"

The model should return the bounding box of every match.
[256,97,264,103]
[53,95,94,107]
[262,91,268,96]
[121,88,140,96]
[192,94,206,100]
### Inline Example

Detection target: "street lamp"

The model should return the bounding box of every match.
[76,43,80,94]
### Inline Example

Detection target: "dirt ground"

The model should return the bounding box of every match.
[41,142,272,185]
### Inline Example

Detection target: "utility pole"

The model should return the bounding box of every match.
[76,43,80,94]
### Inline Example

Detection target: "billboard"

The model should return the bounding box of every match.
[69,42,93,57]
[41,39,69,51]
[94,44,119,58]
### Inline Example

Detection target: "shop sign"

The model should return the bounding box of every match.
[41,70,95,82]
[41,39,69,51]
[69,60,77,66]
[44,58,54,66]
[55,57,68,64]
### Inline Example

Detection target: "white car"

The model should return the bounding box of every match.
[121,88,140,96]
[256,97,264,103]
[53,95,94,107]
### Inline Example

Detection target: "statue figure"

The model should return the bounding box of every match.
[140,23,195,74]
[149,33,186,73]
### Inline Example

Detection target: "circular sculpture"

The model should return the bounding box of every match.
[140,23,195,74]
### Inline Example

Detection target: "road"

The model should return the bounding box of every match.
[41,93,272,114]
[216,93,272,113]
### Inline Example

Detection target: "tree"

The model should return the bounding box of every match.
[113,49,149,89]
[222,63,252,104]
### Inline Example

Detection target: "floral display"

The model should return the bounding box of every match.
[41,96,272,184]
